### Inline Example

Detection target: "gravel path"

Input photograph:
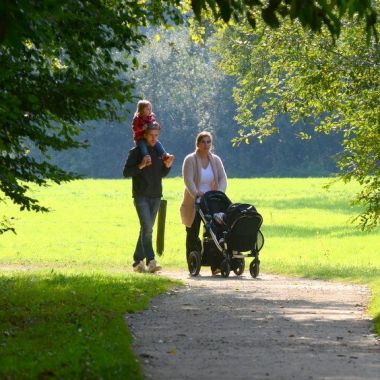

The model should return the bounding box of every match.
[127,270,380,380]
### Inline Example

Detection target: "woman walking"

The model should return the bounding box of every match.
[180,131,227,272]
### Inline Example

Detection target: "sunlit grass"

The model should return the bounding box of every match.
[2,178,375,268]
[0,177,379,376]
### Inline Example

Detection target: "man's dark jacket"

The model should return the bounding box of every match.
[123,145,171,198]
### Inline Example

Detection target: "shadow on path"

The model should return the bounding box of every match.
[127,272,380,380]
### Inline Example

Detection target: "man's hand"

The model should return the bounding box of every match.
[163,154,175,168]
[138,155,152,170]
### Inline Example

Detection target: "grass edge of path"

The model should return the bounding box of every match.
[0,269,182,379]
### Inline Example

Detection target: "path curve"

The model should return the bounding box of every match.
[127,270,380,380]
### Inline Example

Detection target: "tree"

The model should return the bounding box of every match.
[1,0,377,234]
[132,27,228,160]
[44,25,341,179]
[213,14,380,229]
[131,27,342,177]
[0,0,183,233]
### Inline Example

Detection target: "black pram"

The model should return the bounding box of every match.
[187,191,264,278]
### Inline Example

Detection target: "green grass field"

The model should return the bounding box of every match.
[1,178,379,378]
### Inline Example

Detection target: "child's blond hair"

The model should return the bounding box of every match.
[135,100,152,117]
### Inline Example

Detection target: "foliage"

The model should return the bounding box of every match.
[1,0,377,235]
[64,26,338,178]
[0,0,184,233]
[36,25,230,178]
[132,27,229,161]
[0,271,178,379]
[189,0,378,41]
[213,16,380,229]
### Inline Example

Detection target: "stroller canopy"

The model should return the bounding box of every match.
[199,191,232,216]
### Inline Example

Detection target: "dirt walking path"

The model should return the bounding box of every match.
[127,270,380,380]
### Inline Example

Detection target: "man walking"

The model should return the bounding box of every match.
[123,125,174,273]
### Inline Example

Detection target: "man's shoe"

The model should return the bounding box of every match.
[147,259,162,273]
[133,261,146,273]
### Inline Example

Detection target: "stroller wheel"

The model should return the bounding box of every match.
[233,258,245,276]
[249,258,260,278]
[220,259,230,278]
[188,251,201,276]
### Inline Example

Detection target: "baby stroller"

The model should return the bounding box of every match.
[187,191,264,278]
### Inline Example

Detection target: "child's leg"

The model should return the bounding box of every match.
[137,139,149,156]
[155,140,167,157]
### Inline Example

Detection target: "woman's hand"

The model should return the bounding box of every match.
[195,191,204,204]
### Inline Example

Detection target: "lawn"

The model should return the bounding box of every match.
[0,271,178,379]
[0,177,379,378]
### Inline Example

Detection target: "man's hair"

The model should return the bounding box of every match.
[144,122,160,131]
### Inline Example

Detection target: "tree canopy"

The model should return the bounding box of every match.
[0,0,183,233]
[128,26,342,178]
[47,26,341,179]
[213,13,380,229]
[190,0,378,40]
